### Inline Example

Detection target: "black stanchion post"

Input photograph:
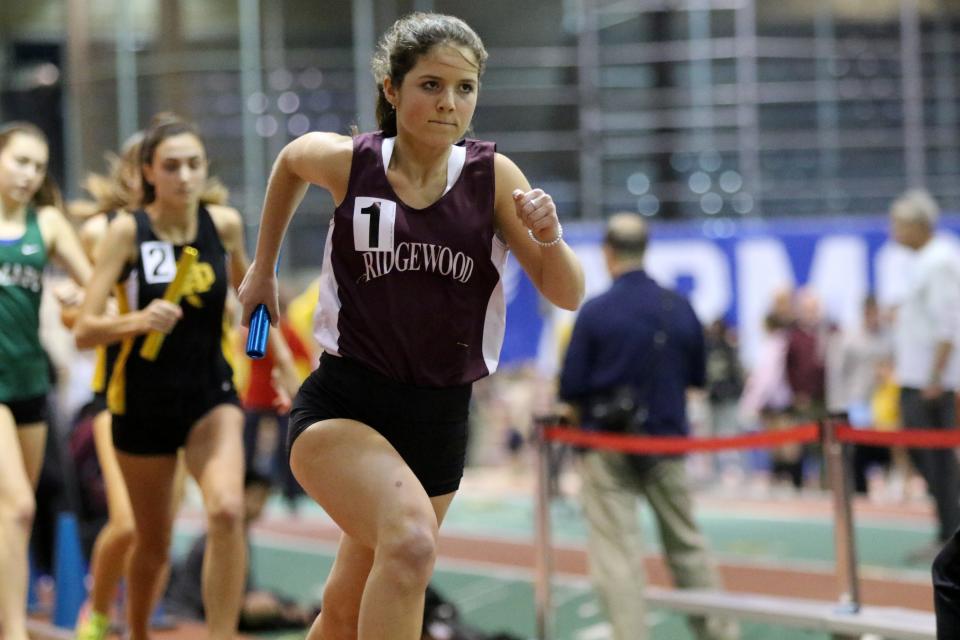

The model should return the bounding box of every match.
[533,415,554,640]
[822,417,862,634]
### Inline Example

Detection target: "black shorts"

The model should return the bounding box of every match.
[289,353,472,497]
[112,382,239,456]
[4,395,47,425]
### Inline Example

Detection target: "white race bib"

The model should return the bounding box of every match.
[353,197,397,252]
[141,241,177,284]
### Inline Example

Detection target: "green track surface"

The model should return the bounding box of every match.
[173,493,933,639]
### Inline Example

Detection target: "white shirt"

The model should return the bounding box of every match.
[738,328,792,421]
[828,325,891,415]
[892,235,960,390]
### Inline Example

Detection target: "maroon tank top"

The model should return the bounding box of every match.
[314,132,507,387]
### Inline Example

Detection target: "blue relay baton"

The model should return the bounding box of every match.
[245,261,279,359]
[246,304,271,359]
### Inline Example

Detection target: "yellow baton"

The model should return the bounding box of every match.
[139,246,198,361]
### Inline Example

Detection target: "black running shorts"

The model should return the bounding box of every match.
[289,353,472,497]
[4,394,47,426]
[112,382,239,455]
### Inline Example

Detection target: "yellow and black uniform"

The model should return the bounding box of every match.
[90,211,122,414]
[91,336,123,415]
[109,207,237,455]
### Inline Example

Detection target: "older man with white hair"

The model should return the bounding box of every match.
[890,189,960,540]
[887,189,960,635]
[890,190,960,638]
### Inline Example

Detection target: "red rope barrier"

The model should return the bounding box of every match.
[542,422,960,454]
[542,424,820,454]
[835,425,960,448]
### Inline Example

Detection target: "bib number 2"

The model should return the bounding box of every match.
[141,241,177,284]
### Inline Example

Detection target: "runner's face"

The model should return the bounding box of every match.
[0,133,48,207]
[386,44,480,145]
[143,133,208,207]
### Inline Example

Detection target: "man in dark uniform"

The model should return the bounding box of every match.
[558,212,738,640]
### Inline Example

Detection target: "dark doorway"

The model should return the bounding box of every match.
[2,42,65,189]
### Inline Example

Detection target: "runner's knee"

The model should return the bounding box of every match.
[206,488,244,535]
[377,515,437,591]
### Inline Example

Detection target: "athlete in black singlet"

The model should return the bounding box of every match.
[74,130,234,640]
[75,115,249,640]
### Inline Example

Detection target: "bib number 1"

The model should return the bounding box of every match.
[353,197,396,252]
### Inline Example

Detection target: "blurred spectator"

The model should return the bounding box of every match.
[829,295,893,494]
[739,313,793,421]
[781,288,829,488]
[422,584,524,640]
[786,288,828,418]
[241,289,312,510]
[504,425,525,473]
[68,399,108,559]
[887,190,960,567]
[769,288,795,329]
[558,213,737,640]
[704,319,745,480]
[870,360,915,502]
[284,277,321,372]
[739,312,798,488]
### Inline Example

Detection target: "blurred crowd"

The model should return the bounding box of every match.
[710,286,900,495]
[473,282,935,506]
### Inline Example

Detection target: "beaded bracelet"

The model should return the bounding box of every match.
[527,223,563,247]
